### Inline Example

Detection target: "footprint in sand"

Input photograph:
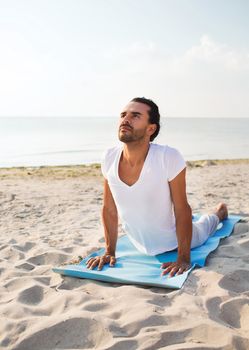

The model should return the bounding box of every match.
[104,339,138,350]
[60,246,75,253]
[13,242,36,252]
[238,237,249,250]
[232,223,249,235]
[18,285,44,305]
[12,317,112,350]
[219,297,249,330]
[15,262,35,271]
[1,247,25,262]
[219,269,249,293]
[34,277,51,286]
[27,252,69,266]
[56,277,88,290]
[82,301,109,312]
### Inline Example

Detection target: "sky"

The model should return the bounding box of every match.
[0,0,249,118]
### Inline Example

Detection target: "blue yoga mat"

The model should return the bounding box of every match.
[53,215,241,289]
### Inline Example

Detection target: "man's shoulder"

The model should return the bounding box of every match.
[103,145,122,161]
[151,143,177,154]
[103,145,122,159]
[151,143,184,160]
[152,144,186,181]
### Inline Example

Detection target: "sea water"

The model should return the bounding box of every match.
[0,117,249,168]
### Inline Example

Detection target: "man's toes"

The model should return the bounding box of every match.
[215,203,228,220]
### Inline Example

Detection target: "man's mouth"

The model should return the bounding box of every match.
[120,125,132,131]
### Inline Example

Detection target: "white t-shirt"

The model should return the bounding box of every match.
[101,143,186,256]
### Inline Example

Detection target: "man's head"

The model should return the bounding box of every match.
[118,97,161,144]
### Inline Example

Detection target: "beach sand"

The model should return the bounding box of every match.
[0,160,249,349]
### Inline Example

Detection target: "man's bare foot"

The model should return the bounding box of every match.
[214,203,228,222]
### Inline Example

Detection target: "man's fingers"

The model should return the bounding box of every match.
[86,259,96,268]
[86,255,116,270]
[160,262,172,269]
[169,266,179,277]
[161,263,182,276]
[161,264,174,275]
[88,259,100,269]
[109,256,116,266]
[97,261,104,270]
[176,264,191,275]
[86,257,94,265]
[161,261,192,278]
[176,267,186,275]
[97,256,107,270]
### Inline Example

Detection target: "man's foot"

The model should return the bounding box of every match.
[214,203,228,222]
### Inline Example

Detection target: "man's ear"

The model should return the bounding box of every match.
[148,124,157,136]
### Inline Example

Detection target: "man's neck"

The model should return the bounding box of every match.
[121,142,151,167]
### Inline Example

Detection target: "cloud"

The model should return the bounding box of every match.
[103,41,157,59]
[102,35,249,75]
[0,33,248,117]
[183,35,249,71]
[97,36,249,117]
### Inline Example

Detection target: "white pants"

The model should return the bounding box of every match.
[191,214,220,248]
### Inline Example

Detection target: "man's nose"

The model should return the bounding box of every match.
[121,114,132,124]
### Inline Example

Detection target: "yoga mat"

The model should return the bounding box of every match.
[53,215,241,289]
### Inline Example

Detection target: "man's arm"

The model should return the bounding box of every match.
[102,179,118,256]
[161,168,192,277]
[86,179,118,270]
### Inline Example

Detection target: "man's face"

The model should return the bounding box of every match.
[118,102,154,143]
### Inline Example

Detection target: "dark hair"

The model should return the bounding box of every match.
[130,97,160,141]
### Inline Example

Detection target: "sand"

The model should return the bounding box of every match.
[0,160,249,350]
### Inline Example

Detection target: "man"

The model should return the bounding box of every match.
[86,97,228,277]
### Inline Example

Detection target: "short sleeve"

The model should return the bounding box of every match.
[166,147,186,181]
[100,146,119,179]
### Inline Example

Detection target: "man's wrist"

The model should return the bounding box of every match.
[177,253,191,263]
[105,249,115,256]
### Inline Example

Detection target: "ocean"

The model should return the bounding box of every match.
[1,117,249,168]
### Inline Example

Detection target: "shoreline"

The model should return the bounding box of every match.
[0,158,249,179]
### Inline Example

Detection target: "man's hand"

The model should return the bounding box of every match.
[160,258,191,277]
[86,254,116,271]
